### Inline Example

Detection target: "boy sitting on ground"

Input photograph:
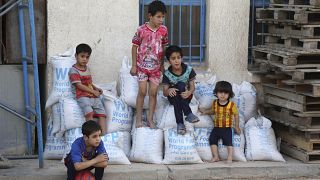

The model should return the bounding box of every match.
[64,120,108,180]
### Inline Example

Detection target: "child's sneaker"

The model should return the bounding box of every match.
[185,113,200,123]
[177,123,186,135]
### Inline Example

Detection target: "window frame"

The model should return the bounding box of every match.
[139,0,206,65]
[248,0,269,64]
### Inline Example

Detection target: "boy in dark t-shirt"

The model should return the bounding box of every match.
[162,45,199,135]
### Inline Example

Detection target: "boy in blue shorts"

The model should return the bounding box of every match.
[64,120,108,180]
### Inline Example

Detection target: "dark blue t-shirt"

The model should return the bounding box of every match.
[162,63,196,88]
[69,137,106,164]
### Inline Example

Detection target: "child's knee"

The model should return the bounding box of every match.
[138,88,147,97]
[85,112,94,120]
[148,89,157,97]
[176,81,186,92]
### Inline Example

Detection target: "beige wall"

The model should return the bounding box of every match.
[47,0,257,92]
[47,0,139,86]
[206,0,259,83]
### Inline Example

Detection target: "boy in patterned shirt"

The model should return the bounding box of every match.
[69,43,106,134]
[199,81,241,163]
[130,0,168,128]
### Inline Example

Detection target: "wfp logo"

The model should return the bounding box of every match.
[114,100,126,111]
[55,68,70,80]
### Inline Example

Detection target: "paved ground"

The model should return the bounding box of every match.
[0,156,319,180]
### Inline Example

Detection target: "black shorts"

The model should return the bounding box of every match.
[209,127,233,146]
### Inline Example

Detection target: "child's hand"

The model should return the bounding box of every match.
[93,90,101,97]
[181,90,191,99]
[168,88,178,97]
[198,108,207,115]
[235,126,241,135]
[130,66,137,76]
[81,156,88,162]
[161,65,165,73]
[95,153,108,163]
[97,88,103,95]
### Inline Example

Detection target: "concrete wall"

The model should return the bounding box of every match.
[206,0,258,83]
[47,0,257,90]
[47,0,139,86]
[0,66,35,155]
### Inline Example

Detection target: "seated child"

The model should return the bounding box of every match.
[69,43,107,134]
[64,120,108,180]
[162,45,199,135]
[199,81,241,163]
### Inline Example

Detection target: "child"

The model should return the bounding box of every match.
[64,120,108,180]
[69,43,107,134]
[162,45,199,135]
[131,0,168,128]
[199,81,241,163]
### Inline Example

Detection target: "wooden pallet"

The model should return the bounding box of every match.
[264,105,320,130]
[292,69,320,81]
[274,123,320,151]
[273,120,320,140]
[269,4,320,10]
[263,67,320,83]
[253,45,320,66]
[260,33,320,49]
[264,82,320,99]
[267,24,320,39]
[282,79,320,96]
[256,8,320,24]
[265,94,320,113]
[254,57,320,71]
[281,141,320,163]
[248,63,271,75]
[264,85,320,112]
[270,0,320,8]
[255,66,320,85]
[263,100,320,128]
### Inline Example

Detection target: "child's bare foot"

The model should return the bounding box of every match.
[147,120,156,129]
[226,158,232,164]
[208,158,220,163]
[135,122,143,128]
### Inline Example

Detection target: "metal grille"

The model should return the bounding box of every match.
[140,0,206,65]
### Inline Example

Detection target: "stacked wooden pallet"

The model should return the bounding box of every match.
[251,0,320,163]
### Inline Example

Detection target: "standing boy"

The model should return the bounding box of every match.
[131,0,168,128]
[199,81,241,163]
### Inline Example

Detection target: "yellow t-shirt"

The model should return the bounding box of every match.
[212,100,238,128]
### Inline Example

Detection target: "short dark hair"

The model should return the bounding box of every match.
[76,43,92,55]
[148,0,167,16]
[214,81,234,99]
[165,45,183,60]
[82,120,102,137]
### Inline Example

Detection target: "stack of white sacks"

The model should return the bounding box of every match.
[44,54,285,165]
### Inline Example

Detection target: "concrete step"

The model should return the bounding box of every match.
[0,156,319,180]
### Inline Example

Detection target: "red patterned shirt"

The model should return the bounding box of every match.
[132,23,168,72]
[69,65,94,99]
